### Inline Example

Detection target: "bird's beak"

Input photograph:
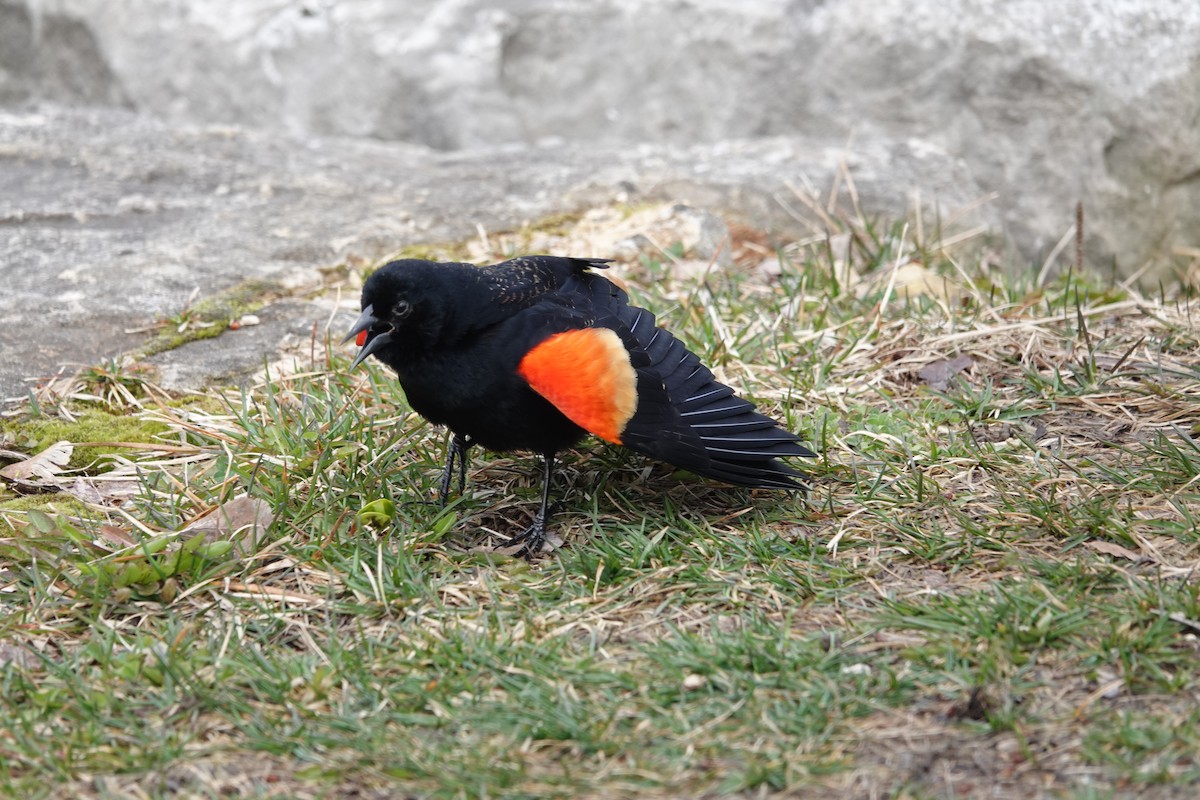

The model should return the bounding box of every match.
[342,304,377,345]
[343,304,394,369]
[349,332,392,370]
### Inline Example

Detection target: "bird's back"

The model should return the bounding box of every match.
[482,257,814,489]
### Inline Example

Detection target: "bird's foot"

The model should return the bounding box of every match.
[498,515,548,560]
[494,452,558,560]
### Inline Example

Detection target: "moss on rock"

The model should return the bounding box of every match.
[3,410,172,470]
[141,278,279,356]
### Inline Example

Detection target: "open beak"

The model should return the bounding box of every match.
[343,304,393,369]
[342,304,377,345]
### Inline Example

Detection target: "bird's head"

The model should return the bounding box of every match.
[342,259,463,369]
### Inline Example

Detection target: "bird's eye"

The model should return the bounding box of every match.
[393,299,413,320]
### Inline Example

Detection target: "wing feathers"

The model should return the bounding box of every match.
[604,295,814,489]
[504,261,814,489]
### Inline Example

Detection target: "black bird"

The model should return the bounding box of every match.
[345,256,814,555]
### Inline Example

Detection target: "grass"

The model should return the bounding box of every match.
[1,204,1199,798]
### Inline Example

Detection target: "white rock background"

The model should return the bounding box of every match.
[4,0,1200,277]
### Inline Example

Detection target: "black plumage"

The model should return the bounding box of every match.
[346,255,814,555]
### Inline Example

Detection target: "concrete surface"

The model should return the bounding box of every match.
[0,103,984,405]
[4,0,1199,273]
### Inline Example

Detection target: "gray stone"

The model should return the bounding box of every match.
[4,0,1200,403]
[0,104,982,405]
[142,299,329,394]
[4,0,1199,274]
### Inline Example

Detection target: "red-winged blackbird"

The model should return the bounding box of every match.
[345,256,814,555]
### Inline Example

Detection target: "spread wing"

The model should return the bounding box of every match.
[612,301,813,489]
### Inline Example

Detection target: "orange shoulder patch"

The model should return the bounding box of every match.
[518,328,638,444]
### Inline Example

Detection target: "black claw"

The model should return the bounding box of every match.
[504,513,547,560]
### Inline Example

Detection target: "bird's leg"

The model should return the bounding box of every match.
[504,452,556,558]
[457,436,471,496]
[439,433,472,506]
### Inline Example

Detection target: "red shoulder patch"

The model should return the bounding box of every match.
[518,328,638,444]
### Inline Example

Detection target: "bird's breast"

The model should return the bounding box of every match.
[393,347,584,453]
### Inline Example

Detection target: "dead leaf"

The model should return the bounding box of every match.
[183,495,274,551]
[0,643,35,669]
[1085,540,1147,562]
[490,542,534,558]
[63,478,105,506]
[96,524,137,549]
[0,441,73,483]
[919,356,975,391]
[86,477,144,504]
